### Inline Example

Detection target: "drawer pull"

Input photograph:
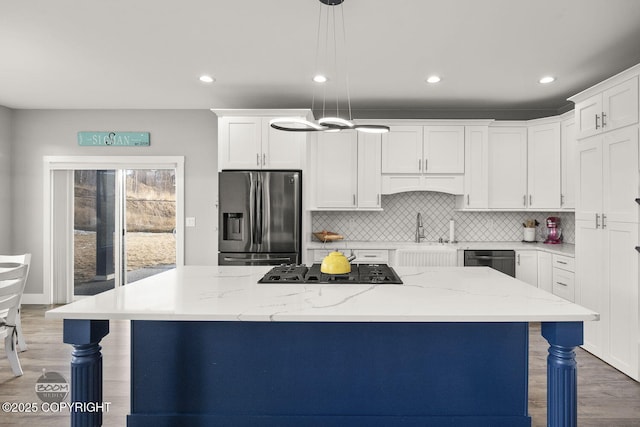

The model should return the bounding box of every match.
[556,281,568,287]
[556,260,567,265]
[363,255,377,258]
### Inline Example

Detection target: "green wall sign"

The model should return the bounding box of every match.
[78,131,150,146]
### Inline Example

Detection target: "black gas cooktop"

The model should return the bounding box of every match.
[258,264,403,285]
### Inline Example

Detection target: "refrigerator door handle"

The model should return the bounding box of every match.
[256,177,263,244]
[249,176,257,245]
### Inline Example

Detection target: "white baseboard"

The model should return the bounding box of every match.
[21,293,49,304]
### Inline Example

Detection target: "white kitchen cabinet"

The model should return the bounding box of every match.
[576,219,639,379]
[560,117,577,209]
[311,249,389,264]
[551,254,575,302]
[218,116,304,170]
[573,69,640,380]
[357,133,382,209]
[527,122,561,209]
[314,131,358,208]
[515,250,537,287]
[423,126,465,173]
[488,126,528,209]
[381,125,464,195]
[457,126,489,209]
[537,251,553,293]
[574,77,638,139]
[575,219,604,355]
[381,126,423,173]
[312,131,382,210]
[381,125,464,174]
[575,126,639,224]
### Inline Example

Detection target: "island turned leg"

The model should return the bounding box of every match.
[541,321,583,427]
[63,319,109,427]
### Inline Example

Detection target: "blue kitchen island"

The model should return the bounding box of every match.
[46,266,598,427]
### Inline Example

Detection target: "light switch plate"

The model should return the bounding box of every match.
[185,217,196,227]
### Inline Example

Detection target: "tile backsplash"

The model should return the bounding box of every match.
[312,192,575,243]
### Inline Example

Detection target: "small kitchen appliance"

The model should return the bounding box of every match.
[543,216,562,244]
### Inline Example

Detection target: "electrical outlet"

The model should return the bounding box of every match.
[185,217,196,227]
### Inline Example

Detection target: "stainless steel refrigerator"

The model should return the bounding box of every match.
[218,170,302,265]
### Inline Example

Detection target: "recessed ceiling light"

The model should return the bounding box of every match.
[539,76,555,84]
[426,75,441,84]
[199,75,215,83]
[313,74,328,83]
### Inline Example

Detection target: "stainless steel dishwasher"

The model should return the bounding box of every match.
[463,250,516,277]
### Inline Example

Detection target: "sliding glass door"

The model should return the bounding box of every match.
[72,168,176,296]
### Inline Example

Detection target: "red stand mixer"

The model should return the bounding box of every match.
[543,216,562,244]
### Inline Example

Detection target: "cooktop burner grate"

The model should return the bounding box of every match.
[258,264,403,285]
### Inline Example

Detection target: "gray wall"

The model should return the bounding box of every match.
[0,106,12,254]
[11,109,218,295]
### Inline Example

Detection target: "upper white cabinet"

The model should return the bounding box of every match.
[313,131,359,209]
[357,133,382,209]
[560,117,577,209]
[382,125,464,174]
[456,126,489,209]
[488,126,528,209]
[575,126,639,224]
[312,131,382,210]
[381,124,465,195]
[218,115,304,170]
[423,126,465,173]
[527,121,561,209]
[381,126,422,173]
[574,76,638,139]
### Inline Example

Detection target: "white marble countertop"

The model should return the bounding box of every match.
[307,240,575,257]
[46,266,596,323]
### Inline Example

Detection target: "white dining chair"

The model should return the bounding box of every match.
[0,254,31,352]
[0,263,29,376]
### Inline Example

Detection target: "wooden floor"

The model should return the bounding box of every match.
[1,306,639,426]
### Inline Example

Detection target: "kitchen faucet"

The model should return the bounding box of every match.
[415,213,425,243]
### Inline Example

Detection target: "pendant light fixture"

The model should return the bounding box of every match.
[269,0,389,134]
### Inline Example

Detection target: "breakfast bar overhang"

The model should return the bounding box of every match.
[46,266,598,427]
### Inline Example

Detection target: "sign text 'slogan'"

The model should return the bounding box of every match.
[78,132,150,146]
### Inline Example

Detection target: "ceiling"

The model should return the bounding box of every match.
[2,0,640,119]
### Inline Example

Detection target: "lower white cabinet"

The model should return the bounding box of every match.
[576,219,639,380]
[515,250,538,286]
[311,249,389,264]
[537,251,553,293]
[551,254,575,302]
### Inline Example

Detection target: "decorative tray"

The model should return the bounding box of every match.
[312,230,344,242]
